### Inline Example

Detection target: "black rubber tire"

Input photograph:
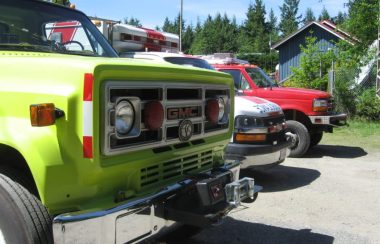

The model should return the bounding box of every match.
[309,132,323,148]
[0,173,53,244]
[286,120,310,158]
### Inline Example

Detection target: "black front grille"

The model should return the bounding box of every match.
[167,88,202,100]
[262,115,286,126]
[110,88,162,102]
[103,82,230,156]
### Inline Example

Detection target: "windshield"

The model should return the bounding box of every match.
[164,57,215,70]
[0,0,117,57]
[245,68,278,88]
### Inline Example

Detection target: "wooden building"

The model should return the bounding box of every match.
[272,20,354,82]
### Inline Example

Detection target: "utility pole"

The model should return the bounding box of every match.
[179,0,183,53]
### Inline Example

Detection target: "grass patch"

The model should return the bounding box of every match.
[321,120,380,151]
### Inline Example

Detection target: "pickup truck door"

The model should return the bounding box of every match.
[219,69,256,96]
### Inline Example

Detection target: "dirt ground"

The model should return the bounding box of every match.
[177,143,380,244]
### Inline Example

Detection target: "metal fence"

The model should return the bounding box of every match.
[329,65,376,94]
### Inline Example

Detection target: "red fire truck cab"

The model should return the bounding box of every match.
[206,56,347,157]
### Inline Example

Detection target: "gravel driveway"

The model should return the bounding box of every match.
[169,143,380,244]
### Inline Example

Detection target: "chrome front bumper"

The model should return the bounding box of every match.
[240,147,289,168]
[225,139,292,169]
[53,163,258,244]
[308,113,347,126]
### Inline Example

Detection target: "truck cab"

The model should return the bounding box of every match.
[208,57,347,157]
[0,1,257,243]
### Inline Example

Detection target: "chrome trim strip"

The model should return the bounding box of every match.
[54,179,193,223]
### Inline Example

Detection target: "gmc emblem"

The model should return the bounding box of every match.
[167,107,199,120]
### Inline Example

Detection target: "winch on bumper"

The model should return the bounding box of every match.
[53,163,260,244]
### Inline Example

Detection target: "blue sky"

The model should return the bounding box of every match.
[73,0,348,29]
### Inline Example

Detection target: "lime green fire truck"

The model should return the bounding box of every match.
[0,0,258,243]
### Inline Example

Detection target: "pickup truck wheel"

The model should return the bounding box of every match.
[286,120,310,158]
[309,132,323,148]
[0,174,53,244]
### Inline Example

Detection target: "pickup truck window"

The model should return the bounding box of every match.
[221,69,251,90]
[0,0,117,57]
[245,68,278,88]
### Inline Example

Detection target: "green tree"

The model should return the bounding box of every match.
[332,11,347,25]
[318,6,331,21]
[221,14,239,52]
[268,8,280,45]
[240,0,269,53]
[182,25,194,54]
[303,8,316,25]
[190,13,239,54]
[279,0,302,37]
[162,17,174,33]
[289,34,335,90]
[123,17,142,27]
[345,0,380,48]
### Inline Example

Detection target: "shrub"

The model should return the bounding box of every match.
[333,69,358,118]
[355,88,380,121]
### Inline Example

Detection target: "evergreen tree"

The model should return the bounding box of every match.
[123,17,142,27]
[221,14,239,52]
[318,6,331,21]
[189,13,239,54]
[268,8,280,45]
[182,25,194,53]
[303,8,316,25]
[279,0,302,37]
[190,15,213,54]
[240,0,269,53]
[162,17,174,33]
[332,11,347,25]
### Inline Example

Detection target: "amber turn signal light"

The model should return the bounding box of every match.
[30,103,56,127]
[313,107,328,112]
[235,133,266,142]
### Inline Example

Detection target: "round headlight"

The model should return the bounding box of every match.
[218,97,226,121]
[115,100,135,135]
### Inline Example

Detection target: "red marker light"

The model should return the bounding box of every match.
[206,99,219,124]
[144,101,164,130]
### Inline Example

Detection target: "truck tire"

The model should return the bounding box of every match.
[286,120,310,158]
[0,173,53,244]
[309,132,323,148]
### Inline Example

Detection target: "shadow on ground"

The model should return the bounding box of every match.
[304,145,367,159]
[161,217,334,244]
[240,165,320,193]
